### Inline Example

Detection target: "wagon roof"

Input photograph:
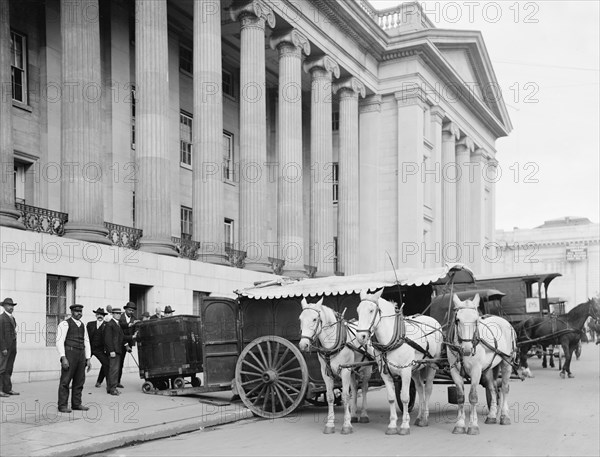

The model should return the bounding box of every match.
[236,263,475,300]
[475,272,562,283]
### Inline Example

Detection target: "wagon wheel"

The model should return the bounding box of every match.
[173,377,185,389]
[235,336,309,419]
[141,381,154,393]
[394,378,416,413]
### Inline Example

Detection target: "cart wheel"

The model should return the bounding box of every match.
[394,378,416,413]
[156,379,169,390]
[191,376,201,387]
[235,335,309,419]
[173,377,185,389]
[142,381,154,393]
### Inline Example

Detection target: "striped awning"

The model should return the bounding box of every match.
[235,263,475,300]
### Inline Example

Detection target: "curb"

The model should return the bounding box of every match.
[28,407,254,457]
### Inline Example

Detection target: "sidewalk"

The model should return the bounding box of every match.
[0,371,252,457]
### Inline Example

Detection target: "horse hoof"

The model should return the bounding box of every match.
[452,426,466,434]
[398,427,410,436]
[568,373,575,378]
[385,427,398,435]
[341,426,353,435]
[500,416,511,425]
[351,417,358,423]
[415,418,428,427]
[358,417,370,424]
[323,426,335,434]
[559,372,565,379]
[467,426,480,435]
[485,417,497,425]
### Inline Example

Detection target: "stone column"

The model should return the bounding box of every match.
[231,1,275,268]
[0,1,23,229]
[270,30,310,275]
[135,0,176,255]
[429,106,445,263]
[61,0,108,244]
[194,0,223,260]
[485,157,498,273]
[470,147,487,272]
[304,56,339,276]
[441,122,460,261]
[333,77,365,276]
[456,135,474,263]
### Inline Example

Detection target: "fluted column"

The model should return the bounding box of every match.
[269,30,310,274]
[135,0,176,255]
[471,147,487,272]
[304,56,339,276]
[231,1,275,267]
[441,122,460,260]
[429,106,445,262]
[0,1,23,230]
[60,0,108,243]
[333,77,365,276]
[456,136,475,263]
[194,0,223,260]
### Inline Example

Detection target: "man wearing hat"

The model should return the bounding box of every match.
[118,302,140,387]
[0,298,19,397]
[163,305,175,317]
[56,304,92,413]
[86,308,109,388]
[104,307,125,395]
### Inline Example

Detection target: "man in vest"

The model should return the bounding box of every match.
[105,307,125,395]
[0,298,19,397]
[118,302,140,387]
[87,308,109,388]
[56,304,92,413]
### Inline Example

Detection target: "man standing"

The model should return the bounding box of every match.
[118,302,140,387]
[163,306,175,317]
[56,304,92,413]
[149,307,162,320]
[105,307,124,396]
[86,308,109,388]
[0,298,19,397]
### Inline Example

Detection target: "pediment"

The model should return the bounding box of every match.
[437,48,483,99]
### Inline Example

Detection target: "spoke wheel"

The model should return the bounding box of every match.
[235,336,308,419]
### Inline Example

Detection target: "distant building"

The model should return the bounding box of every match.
[494,217,600,310]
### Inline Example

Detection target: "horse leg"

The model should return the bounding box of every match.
[467,366,482,435]
[561,341,575,378]
[398,368,412,435]
[321,367,336,434]
[413,369,426,427]
[416,365,435,427]
[380,370,399,435]
[357,367,371,423]
[340,369,354,435]
[518,344,533,378]
[483,368,498,424]
[450,366,466,434]
[499,360,512,425]
[349,369,359,424]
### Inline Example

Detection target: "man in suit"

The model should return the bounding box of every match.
[56,304,92,413]
[163,305,175,317]
[0,298,19,397]
[105,307,125,395]
[118,302,140,387]
[86,308,109,388]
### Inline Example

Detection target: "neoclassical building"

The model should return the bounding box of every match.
[0,0,511,380]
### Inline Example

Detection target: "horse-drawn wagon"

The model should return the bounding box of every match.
[135,263,476,420]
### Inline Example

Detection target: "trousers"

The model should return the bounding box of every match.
[58,347,86,408]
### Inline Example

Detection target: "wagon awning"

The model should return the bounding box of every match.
[235,263,475,300]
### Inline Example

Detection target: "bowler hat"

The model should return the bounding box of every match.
[164,305,175,314]
[1,298,17,307]
[124,302,137,310]
[70,304,84,311]
[111,307,122,313]
[93,307,107,316]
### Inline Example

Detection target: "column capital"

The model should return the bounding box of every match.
[270,29,310,56]
[359,94,382,114]
[430,105,446,125]
[303,55,340,78]
[442,122,460,140]
[333,77,366,98]
[472,147,487,160]
[456,136,475,154]
[394,87,428,108]
[230,0,275,28]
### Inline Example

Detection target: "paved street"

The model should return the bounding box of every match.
[100,343,600,457]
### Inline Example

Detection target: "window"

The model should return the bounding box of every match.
[10,31,27,103]
[332,111,340,131]
[46,275,75,347]
[180,44,193,74]
[180,112,193,166]
[332,162,339,204]
[14,162,26,204]
[333,237,339,274]
[181,206,192,239]
[223,131,234,181]
[224,218,234,249]
[130,85,136,148]
[132,191,136,228]
[222,69,234,98]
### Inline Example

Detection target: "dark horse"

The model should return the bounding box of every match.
[516,298,600,378]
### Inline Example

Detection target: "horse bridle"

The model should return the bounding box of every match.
[453,308,480,355]
[356,298,382,335]
[299,308,323,345]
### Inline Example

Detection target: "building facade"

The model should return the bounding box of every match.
[0,0,511,380]
[494,217,600,311]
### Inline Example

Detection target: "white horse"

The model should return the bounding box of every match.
[448,294,517,434]
[355,289,443,435]
[298,298,373,434]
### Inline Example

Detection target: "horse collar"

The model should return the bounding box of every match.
[371,312,406,353]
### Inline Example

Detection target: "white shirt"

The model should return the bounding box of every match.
[56,317,91,359]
